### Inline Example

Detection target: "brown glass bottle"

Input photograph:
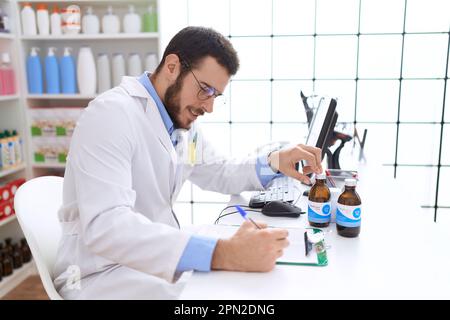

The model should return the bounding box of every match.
[336,179,361,238]
[20,238,32,263]
[0,253,3,282]
[4,238,13,257]
[1,249,13,276]
[12,244,23,269]
[308,173,331,228]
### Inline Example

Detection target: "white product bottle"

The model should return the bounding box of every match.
[112,53,125,87]
[145,53,158,73]
[50,6,62,36]
[77,46,97,95]
[82,6,100,34]
[102,6,120,34]
[123,5,141,33]
[127,53,142,77]
[36,4,50,36]
[21,3,37,36]
[97,53,111,93]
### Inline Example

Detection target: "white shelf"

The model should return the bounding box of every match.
[0,33,15,40]
[0,95,20,102]
[27,94,96,100]
[17,0,150,3]
[32,163,65,169]
[0,262,36,299]
[0,215,17,228]
[0,163,27,179]
[21,33,159,41]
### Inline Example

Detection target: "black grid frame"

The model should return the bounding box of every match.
[179,0,450,224]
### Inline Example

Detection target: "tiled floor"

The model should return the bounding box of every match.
[1,276,49,300]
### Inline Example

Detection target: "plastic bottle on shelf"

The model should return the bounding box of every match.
[142,4,157,32]
[60,47,76,94]
[145,53,158,73]
[102,6,120,34]
[97,53,111,93]
[0,8,10,33]
[45,47,60,94]
[82,6,100,34]
[61,5,81,35]
[0,53,15,95]
[21,3,37,36]
[3,130,15,167]
[0,132,9,170]
[36,3,50,36]
[128,53,142,77]
[50,5,62,36]
[112,53,125,87]
[123,5,141,33]
[77,46,97,95]
[26,47,43,94]
[11,130,23,165]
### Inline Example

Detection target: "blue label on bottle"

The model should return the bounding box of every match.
[308,200,331,224]
[336,204,361,227]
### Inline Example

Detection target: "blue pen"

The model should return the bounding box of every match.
[235,205,261,229]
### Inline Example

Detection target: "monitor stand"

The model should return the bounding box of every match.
[324,130,352,169]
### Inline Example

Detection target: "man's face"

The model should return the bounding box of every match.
[163,56,230,130]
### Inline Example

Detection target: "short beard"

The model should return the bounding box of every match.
[163,73,185,129]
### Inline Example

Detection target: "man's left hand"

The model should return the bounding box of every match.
[268,144,323,185]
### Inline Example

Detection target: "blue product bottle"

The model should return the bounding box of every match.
[60,47,76,94]
[45,47,60,94]
[26,47,43,94]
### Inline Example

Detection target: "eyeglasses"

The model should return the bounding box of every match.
[188,68,223,101]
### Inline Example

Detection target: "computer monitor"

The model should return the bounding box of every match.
[304,96,337,160]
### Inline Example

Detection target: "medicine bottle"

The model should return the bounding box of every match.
[308,173,331,228]
[336,178,361,238]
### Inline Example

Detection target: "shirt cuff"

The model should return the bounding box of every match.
[256,152,284,189]
[176,235,218,273]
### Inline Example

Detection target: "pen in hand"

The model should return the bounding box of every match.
[235,205,262,229]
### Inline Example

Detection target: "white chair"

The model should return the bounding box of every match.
[14,176,64,300]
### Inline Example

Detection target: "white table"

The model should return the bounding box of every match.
[179,163,450,299]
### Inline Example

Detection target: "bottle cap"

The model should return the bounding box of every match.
[63,47,72,56]
[345,178,357,187]
[47,47,57,56]
[52,5,59,13]
[37,4,48,11]
[30,47,40,56]
[315,173,326,180]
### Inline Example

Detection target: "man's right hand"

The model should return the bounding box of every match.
[211,220,289,272]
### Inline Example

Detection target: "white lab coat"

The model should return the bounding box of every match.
[53,76,266,299]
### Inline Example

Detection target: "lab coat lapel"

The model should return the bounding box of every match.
[119,77,178,196]
[120,77,176,160]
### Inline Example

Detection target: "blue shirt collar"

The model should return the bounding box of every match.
[138,72,174,136]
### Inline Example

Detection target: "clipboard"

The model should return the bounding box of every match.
[277,227,328,267]
[196,225,328,267]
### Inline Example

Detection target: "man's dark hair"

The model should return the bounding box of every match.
[154,26,239,77]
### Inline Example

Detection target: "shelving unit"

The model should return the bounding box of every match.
[0,0,34,299]
[0,94,19,101]
[0,262,36,298]
[15,0,161,175]
[21,32,158,40]
[0,0,161,298]
[0,214,16,228]
[27,94,96,100]
[0,163,26,178]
